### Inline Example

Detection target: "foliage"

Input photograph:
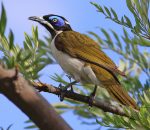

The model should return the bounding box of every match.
[91,0,150,46]
[0,0,150,130]
[0,3,53,80]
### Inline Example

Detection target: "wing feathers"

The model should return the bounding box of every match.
[55,31,125,77]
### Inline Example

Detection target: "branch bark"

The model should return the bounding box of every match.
[33,82,135,118]
[0,66,72,130]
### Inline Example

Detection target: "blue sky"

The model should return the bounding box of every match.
[0,0,134,130]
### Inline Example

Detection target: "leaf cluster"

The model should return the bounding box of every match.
[91,0,150,42]
[0,4,53,80]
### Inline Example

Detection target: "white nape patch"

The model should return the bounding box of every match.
[50,31,100,84]
[65,20,70,25]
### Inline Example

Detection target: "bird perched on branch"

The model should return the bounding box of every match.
[29,14,138,110]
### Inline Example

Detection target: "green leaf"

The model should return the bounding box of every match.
[111,30,122,50]
[0,3,7,35]
[121,17,125,24]
[16,49,23,61]
[53,102,72,109]
[96,119,110,127]
[24,125,37,129]
[126,0,136,16]
[8,30,14,50]
[90,2,104,13]
[138,37,150,47]
[124,15,132,27]
[50,73,68,85]
[88,31,104,45]
[143,92,150,104]
[32,26,39,48]
[24,32,33,50]
[110,8,118,19]
[133,25,141,34]
[22,52,32,62]
[101,28,113,47]
[104,6,111,17]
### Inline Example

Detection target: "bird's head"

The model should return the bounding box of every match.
[29,14,72,38]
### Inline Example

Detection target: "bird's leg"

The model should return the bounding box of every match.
[66,75,74,92]
[59,80,78,101]
[89,85,97,107]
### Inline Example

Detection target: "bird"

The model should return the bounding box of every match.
[29,14,138,110]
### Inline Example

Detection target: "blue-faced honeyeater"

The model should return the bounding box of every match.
[29,14,138,110]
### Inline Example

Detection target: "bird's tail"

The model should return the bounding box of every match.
[106,84,139,110]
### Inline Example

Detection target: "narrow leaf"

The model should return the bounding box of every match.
[110,8,118,19]
[124,15,132,27]
[0,3,7,35]
[8,29,14,50]
[104,6,111,17]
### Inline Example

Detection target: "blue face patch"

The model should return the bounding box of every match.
[49,16,65,27]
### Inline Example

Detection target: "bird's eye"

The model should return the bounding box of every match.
[49,16,65,27]
[52,18,58,23]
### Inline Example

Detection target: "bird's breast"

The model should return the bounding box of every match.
[51,33,84,81]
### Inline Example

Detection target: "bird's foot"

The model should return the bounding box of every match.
[88,95,94,107]
[58,83,67,101]
[58,81,77,101]
[88,85,97,107]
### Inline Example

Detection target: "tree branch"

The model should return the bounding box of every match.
[0,66,72,130]
[32,82,133,118]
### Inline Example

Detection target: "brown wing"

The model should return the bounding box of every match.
[90,63,138,110]
[55,31,126,77]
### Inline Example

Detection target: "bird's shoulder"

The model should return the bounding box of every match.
[55,31,99,49]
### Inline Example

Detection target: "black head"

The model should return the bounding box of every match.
[29,14,72,38]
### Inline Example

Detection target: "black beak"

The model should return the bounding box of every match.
[28,16,45,24]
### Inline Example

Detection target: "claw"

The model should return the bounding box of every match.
[58,81,78,101]
[59,89,66,101]
[58,83,63,88]
[58,83,67,101]
[88,95,94,107]
[88,85,97,107]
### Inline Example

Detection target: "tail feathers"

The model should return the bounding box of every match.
[106,84,139,110]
